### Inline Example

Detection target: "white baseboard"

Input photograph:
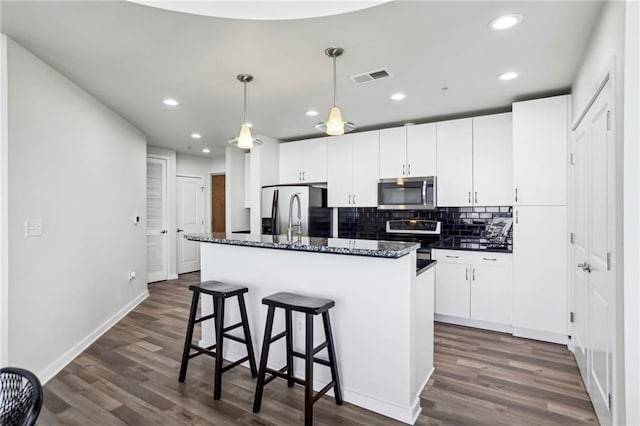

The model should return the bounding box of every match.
[39,290,149,384]
[168,273,179,280]
[513,327,568,345]
[435,314,514,334]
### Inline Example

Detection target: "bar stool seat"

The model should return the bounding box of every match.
[253,292,342,426]
[179,280,258,400]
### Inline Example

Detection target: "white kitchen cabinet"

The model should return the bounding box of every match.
[327,131,379,207]
[473,113,512,206]
[434,261,470,318]
[436,118,473,206]
[433,249,512,327]
[513,95,569,206]
[512,205,568,343]
[379,123,436,179]
[278,137,328,184]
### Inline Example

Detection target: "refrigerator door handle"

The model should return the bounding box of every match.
[271,189,279,235]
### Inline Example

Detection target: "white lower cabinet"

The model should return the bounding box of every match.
[433,249,512,328]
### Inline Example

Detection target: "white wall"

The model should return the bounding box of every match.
[7,38,148,381]
[571,1,626,423]
[176,153,224,234]
[623,1,639,424]
[0,35,8,368]
[225,146,249,232]
[147,146,177,280]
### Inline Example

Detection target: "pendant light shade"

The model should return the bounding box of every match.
[316,47,355,136]
[229,74,262,149]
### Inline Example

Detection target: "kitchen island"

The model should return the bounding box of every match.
[185,233,435,424]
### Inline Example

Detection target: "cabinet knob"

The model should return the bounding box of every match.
[468,192,471,204]
[402,164,406,175]
[407,163,411,175]
[465,267,469,281]
[302,171,305,181]
[474,191,478,203]
[352,193,356,204]
[515,187,519,202]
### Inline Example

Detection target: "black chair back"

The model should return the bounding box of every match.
[0,367,43,426]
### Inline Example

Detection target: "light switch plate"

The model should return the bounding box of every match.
[25,219,42,237]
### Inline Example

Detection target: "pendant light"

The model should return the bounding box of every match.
[316,47,355,136]
[229,74,262,149]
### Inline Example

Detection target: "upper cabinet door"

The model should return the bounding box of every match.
[278,141,304,184]
[473,113,513,206]
[436,118,473,207]
[327,135,353,208]
[352,131,380,207]
[379,127,407,179]
[406,123,436,177]
[513,95,569,206]
[301,137,328,183]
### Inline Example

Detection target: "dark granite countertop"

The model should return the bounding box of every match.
[185,233,420,258]
[430,236,512,253]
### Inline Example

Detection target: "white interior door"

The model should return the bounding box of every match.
[572,119,589,378]
[147,157,168,283]
[177,176,204,274]
[586,85,614,425]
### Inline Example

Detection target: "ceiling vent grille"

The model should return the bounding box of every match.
[350,68,392,85]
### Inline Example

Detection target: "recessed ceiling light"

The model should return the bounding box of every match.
[498,72,519,81]
[488,14,522,31]
[163,98,179,106]
[191,133,202,139]
[306,110,319,117]
[202,148,211,154]
[391,93,406,101]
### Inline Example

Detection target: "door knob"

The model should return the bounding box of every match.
[177,228,184,232]
[160,229,167,234]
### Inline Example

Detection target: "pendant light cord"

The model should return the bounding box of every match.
[243,82,248,124]
[332,56,337,107]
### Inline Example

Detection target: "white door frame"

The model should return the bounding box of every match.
[0,34,8,367]
[176,174,204,274]
[147,154,170,283]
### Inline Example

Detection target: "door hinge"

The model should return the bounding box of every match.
[570,153,576,165]
[607,110,611,131]
[608,393,613,410]
[570,312,575,323]
[570,232,575,244]
[607,252,611,270]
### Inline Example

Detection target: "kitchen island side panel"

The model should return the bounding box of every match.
[198,242,431,424]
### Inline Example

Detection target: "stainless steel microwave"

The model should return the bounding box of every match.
[377,176,436,210]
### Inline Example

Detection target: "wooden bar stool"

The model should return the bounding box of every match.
[253,292,343,425]
[178,280,258,400]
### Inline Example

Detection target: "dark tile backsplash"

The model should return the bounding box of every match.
[337,206,513,241]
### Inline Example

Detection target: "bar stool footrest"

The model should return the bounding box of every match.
[194,312,216,324]
[265,367,306,387]
[312,381,336,404]
[290,350,331,367]
[188,343,218,358]
[221,356,251,373]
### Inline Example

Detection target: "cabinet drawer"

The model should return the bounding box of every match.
[432,249,473,264]
[467,252,512,267]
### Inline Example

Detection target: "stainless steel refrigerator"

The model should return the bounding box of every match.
[261,185,331,237]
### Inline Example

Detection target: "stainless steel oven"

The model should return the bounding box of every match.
[377,176,436,210]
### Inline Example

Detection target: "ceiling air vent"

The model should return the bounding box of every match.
[350,68,392,85]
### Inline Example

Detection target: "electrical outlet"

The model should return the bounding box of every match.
[24,219,42,237]
[129,271,136,281]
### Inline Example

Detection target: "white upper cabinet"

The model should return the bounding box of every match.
[379,127,407,178]
[473,113,513,206]
[436,118,473,206]
[379,124,436,179]
[278,137,328,184]
[327,131,379,207]
[513,95,569,206]
[407,123,437,177]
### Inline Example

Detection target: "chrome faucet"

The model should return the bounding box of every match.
[287,192,302,241]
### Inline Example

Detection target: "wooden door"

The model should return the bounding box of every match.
[211,175,226,233]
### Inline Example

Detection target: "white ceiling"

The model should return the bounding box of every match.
[1,1,603,158]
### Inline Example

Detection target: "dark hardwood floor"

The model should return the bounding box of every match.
[38,272,598,425]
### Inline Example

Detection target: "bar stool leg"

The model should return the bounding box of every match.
[304,313,314,426]
[253,306,276,413]
[322,311,343,405]
[179,291,200,382]
[213,296,225,400]
[237,293,258,377]
[285,309,294,387]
